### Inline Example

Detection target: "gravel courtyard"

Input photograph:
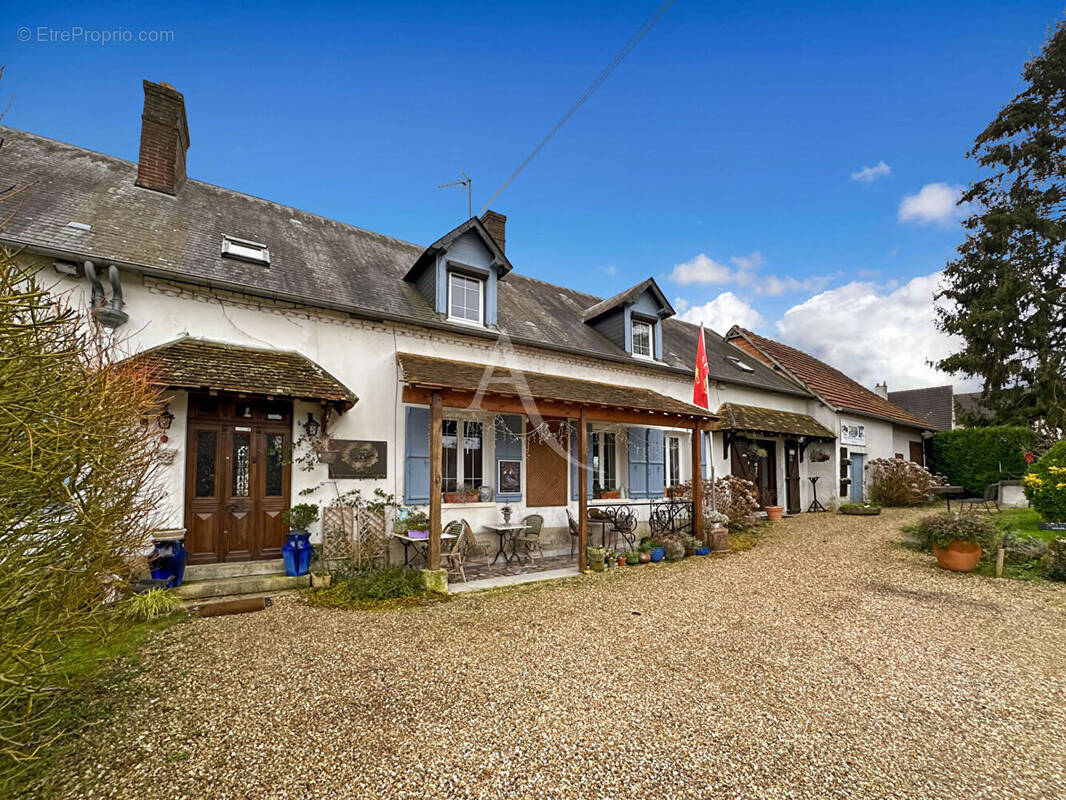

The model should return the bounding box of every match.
[61,509,1066,800]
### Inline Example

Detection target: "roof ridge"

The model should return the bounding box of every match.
[0,124,424,253]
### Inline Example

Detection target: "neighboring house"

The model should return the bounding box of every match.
[953,391,994,425]
[886,384,955,431]
[1,81,855,583]
[724,327,933,503]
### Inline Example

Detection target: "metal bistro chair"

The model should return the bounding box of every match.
[567,509,581,558]
[512,514,545,565]
[608,507,638,552]
[959,484,1001,513]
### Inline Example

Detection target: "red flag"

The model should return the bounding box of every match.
[693,323,710,409]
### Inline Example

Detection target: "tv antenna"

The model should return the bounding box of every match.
[438,170,472,219]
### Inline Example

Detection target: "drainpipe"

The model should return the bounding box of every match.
[83,259,129,329]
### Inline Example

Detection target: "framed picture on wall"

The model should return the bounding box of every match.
[497,459,521,494]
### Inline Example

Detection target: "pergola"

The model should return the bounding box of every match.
[397,353,719,572]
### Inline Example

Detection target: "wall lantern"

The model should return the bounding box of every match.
[157,408,175,430]
[302,412,320,438]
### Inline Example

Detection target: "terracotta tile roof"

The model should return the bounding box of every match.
[132,337,358,409]
[712,403,835,439]
[725,327,930,429]
[397,353,716,419]
[887,385,954,431]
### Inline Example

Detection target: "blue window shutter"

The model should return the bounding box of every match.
[627,427,648,498]
[404,406,431,505]
[570,423,593,499]
[702,431,710,479]
[494,414,523,502]
[647,428,665,498]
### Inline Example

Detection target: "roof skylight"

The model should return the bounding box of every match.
[221,235,270,265]
[726,356,755,373]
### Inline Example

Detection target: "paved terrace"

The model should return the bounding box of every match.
[59,509,1066,799]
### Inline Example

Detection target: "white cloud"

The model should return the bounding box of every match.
[678,292,763,336]
[672,296,690,314]
[598,264,617,276]
[670,250,830,297]
[774,272,977,391]
[898,182,969,225]
[850,160,891,183]
[670,253,732,285]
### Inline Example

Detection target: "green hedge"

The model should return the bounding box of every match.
[928,426,1036,494]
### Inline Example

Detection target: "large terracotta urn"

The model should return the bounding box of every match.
[933,541,982,573]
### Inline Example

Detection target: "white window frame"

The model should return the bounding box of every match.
[447,272,484,326]
[665,434,683,487]
[221,235,270,265]
[631,319,653,359]
[441,418,486,498]
[591,430,618,494]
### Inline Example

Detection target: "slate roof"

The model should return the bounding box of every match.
[0,126,807,400]
[954,391,993,424]
[726,326,931,429]
[132,337,358,409]
[712,403,835,439]
[582,277,674,322]
[887,385,954,431]
[397,352,716,419]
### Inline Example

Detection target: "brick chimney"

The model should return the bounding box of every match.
[136,80,190,195]
[480,210,506,253]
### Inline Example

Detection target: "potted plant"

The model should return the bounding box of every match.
[395,509,430,539]
[764,505,784,522]
[281,503,318,577]
[694,542,711,556]
[916,513,999,573]
[706,511,730,553]
[625,551,639,566]
[604,548,617,568]
[587,545,606,572]
[309,544,332,588]
[664,538,685,562]
[681,535,697,557]
[649,540,666,563]
[638,551,651,564]
[839,502,881,516]
[601,489,621,499]
[501,504,513,524]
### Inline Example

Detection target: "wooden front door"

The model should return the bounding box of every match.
[526,420,568,507]
[184,395,292,564]
[731,438,778,509]
[909,440,925,466]
[785,440,801,515]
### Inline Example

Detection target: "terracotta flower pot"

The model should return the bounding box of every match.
[765,506,784,521]
[638,552,651,564]
[710,525,730,553]
[617,556,627,566]
[933,541,982,573]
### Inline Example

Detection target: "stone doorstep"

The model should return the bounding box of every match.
[174,571,309,600]
[184,558,286,582]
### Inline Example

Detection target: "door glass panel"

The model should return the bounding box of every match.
[265,434,284,496]
[235,401,253,418]
[232,431,251,497]
[195,430,217,497]
[265,402,287,421]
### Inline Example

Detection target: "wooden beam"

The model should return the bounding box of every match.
[578,407,589,573]
[691,421,704,544]
[402,385,716,428]
[428,390,443,571]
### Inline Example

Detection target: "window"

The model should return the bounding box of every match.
[448,272,483,324]
[632,319,653,358]
[591,431,617,495]
[726,355,755,373]
[221,235,270,265]
[665,435,682,486]
[441,419,485,498]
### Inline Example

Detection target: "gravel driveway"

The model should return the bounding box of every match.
[60,509,1066,800]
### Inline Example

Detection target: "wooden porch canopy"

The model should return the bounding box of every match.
[712,403,835,460]
[130,337,359,411]
[397,352,719,574]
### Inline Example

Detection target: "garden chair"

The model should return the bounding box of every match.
[608,507,638,552]
[512,514,545,565]
[439,520,468,582]
[567,509,580,558]
[458,518,490,567]
[959,483,1001,513]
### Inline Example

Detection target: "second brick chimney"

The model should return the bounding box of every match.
[136,80,190,195]
[480,209,506,253]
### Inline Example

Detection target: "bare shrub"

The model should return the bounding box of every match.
[867,458,941,507]
[680,474,761,530]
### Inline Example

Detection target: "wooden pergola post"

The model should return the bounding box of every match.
[577,406,589,573]
[428,390,443,571]
[691,421,704,544]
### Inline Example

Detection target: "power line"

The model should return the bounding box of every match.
[479,0,678,216]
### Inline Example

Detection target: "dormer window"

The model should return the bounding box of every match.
[447,272,484,325]
[631,319,653,359]
[222,235,270,265]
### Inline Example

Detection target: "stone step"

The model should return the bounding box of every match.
[174,572,309,600]
[184,558,286,582]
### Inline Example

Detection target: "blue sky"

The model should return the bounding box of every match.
[3,1,1061,389]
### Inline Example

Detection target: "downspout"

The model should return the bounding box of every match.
[83,260,129,329]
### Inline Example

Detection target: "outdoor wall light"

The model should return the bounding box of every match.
[157,407,175,430]
[302,412,320,438]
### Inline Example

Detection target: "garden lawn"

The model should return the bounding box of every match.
[993,507,1058,541]
[52,509,1066,800]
